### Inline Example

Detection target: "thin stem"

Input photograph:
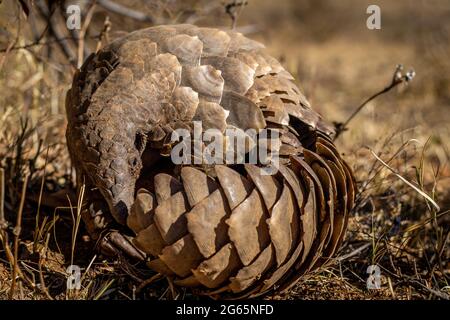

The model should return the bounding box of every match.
[9,174,29,299]
[0,169,6,230]
[334,65,415,141]
[77,1,97,68]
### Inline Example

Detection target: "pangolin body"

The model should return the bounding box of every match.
[66,24,355,298]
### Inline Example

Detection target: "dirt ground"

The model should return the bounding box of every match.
[0,0,449,300]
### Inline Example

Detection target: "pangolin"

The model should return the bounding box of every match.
[65,24,355,298]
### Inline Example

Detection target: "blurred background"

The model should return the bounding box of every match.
[0,0,449,299]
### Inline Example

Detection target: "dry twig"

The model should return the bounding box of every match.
[97,0,154,23]
[225,0,248,29]
[9,174,29,299]
[334,65,416,140]
[77,1,97,68]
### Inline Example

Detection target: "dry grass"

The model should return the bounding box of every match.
[0,0,449,300]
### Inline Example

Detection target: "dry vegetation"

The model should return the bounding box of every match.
[0,0,449,300]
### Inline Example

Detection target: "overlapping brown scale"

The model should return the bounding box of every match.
[186,28,231,57]
[307,151,337,243]
[147,53,182,87]
[201,56,255,95]
[335,160,356,250]
[182,65,224,103]
[274,164,314,283]
[257,51,284,74]
[127,188,155,233]
[232,50,278,77]
[316,138,349,258]
[126,25,177,45]
[279,144,302,156]
[116,39,157,65]
[154,173,183,204]
[89,67,134,105]
[251,240,303,298]
[310,164,333,250]
[226,189,270,266]
[315,119,336,137]
[170,86,199,121]
[289,156,320,264]
[229,51,260,72]
[260,75,302,98]
[275,173,318,293]
[133,223,166,256]
[193,101,228,132]
[226,31,265,53]
[180,167,218,206]
[280,131,302,149]
[186,188,230,258]
[147,258,175,276]
[191,243,241,289]
[228,245,274,293]
[280,92,303,106]
[250,53,273,77]
[163,34,203,66]
[300,217,330,274]
[245,164,282,211]
[277,70,295,81]
[317,137,356,223]
[296,174,317,264]
[278,164,302,242]
[222,125,257,162]
[259,95,290,126]
[153,191,190,244]
[298,150,339,272]
[266,183,297,266]
[291,156,325,222]
[214,165,253,210]
[316,138,345,172]
[159,234,203,277]
[220,91,266,131]
[318,160,347,262]
[245,78,272,103]
[284,103,320,129]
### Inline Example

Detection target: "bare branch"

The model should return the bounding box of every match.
[77,1,97,68]
[97,0,154,23]
[225,0,248,30]
[9,174,29,299]
[35,0,77,66]
[0,169,6,231]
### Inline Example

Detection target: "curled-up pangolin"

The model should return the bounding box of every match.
[65,24,355,298]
